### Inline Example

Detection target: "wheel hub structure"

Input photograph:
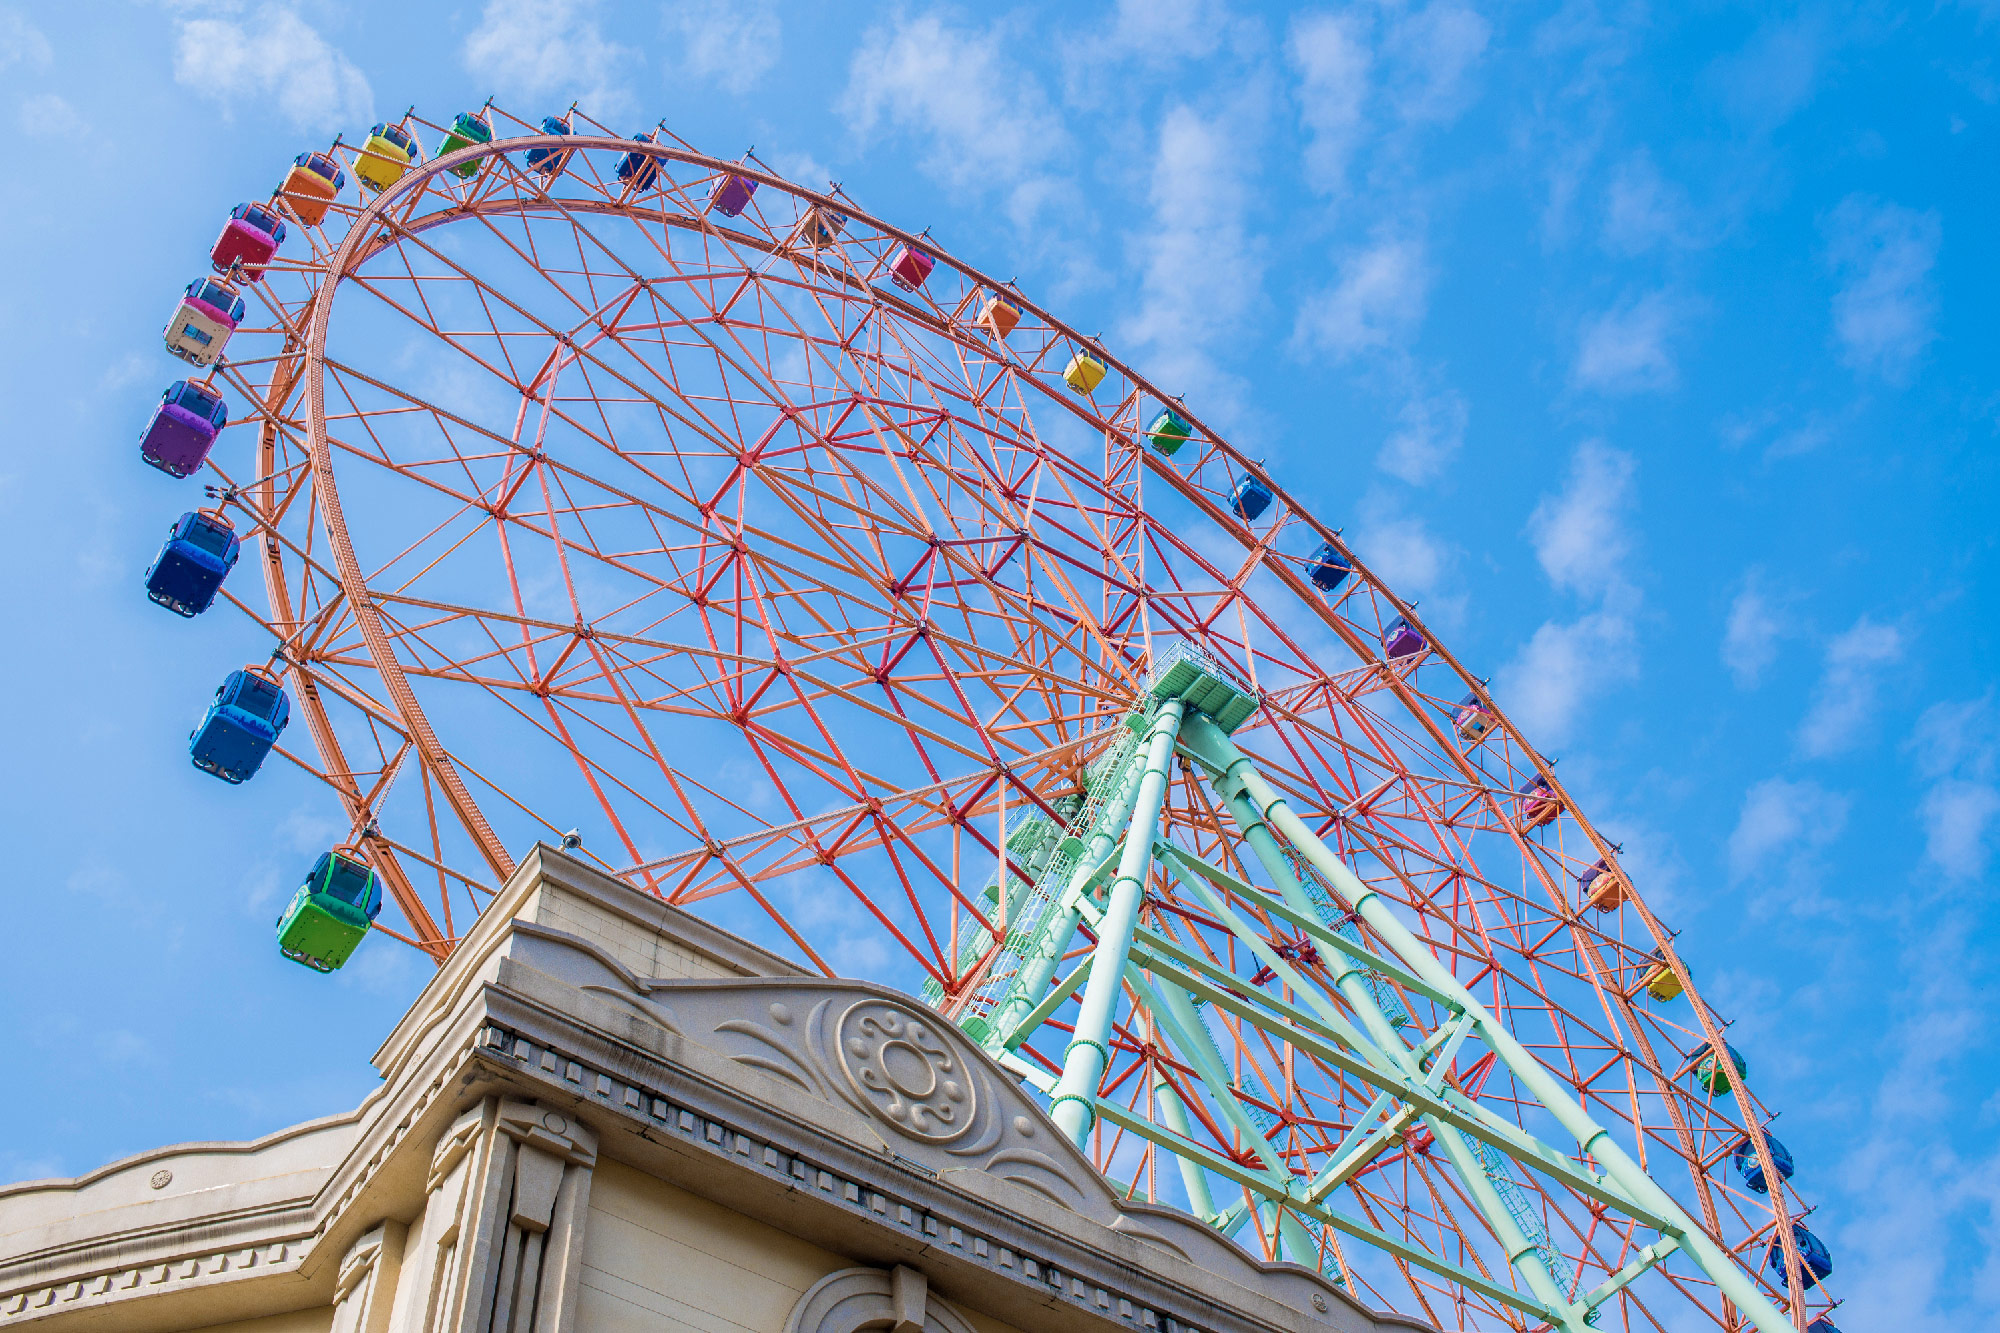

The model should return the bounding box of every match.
[184,107,1835,1333]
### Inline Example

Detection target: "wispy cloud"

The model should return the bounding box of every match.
[1289,11,1371,194]
[1294,233,1429,359]
[1521,4,1634,247]
[1119,103,1263,400]
[175,7,372,132]
[670,0,780,94]
[1377,386,1466,484]
[1719,402,1850,463]
[1823,914,2000,1333]
[1708,15,1824,130]
[1921,780,2000,882]
[1600,150,1697,256]
[1107,0,1228,61]
[463,0,634,116]
[1728,775,1851,882]
[1573,291,1680,394]
[1528,439,1636,598]
[1287,1,1488,195]
[17,91,88,140]
[1908,696,2000,880]
[1493,608,1637,743]
[0,8,50,70]
[1797,615,1906,758]
[1496,444,1648,736]
[1350,492,1463,623]
[1824,195,1942,383]
[841,13,1068,226]
[1494,441,1642,745]
[1722,572,1787,688]
[1382,1,1491,123]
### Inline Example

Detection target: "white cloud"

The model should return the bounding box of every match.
[1527,440,1635,599]
[1710,16,1823,130]
[1796,615,1905,758]
[1819,915,2000,1333]
[1722,570,1785,688]
[1908,697,2000,880]
[1764,414,1835,460]
[1350,496,1461,621]
[1491,609,1637,746]
[1909,696,1996,781]
[1295,233,1429,359]
[1289,11,1370,193]
[1119,104,1261,398]
[1493,440,1645,745]
[1921,781,2000,881]
[1824,194,1942,383]
[1286,2,1485,196]
[1572,291,1679,394]
[1728,776,1850,881]
[464,0,633,116]
[1382,1,1490,123]
[841,13,1068,225]
[1719,403,1846,462]
[175,8,372,132]
[0,8,50,69]
[1600,150,1693,255]
[17,91,87,139]
[1376,387,1465,484]
[671,0,779,94]
[1108,0,1226,61]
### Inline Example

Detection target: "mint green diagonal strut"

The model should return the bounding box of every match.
[1206,772,1585,1326]
[1173,710,1799,1333]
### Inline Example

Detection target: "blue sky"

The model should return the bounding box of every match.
[1,1,1995,1327]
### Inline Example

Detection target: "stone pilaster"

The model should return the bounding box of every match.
[329,1222,405,1333]
[388,1098,596,1333]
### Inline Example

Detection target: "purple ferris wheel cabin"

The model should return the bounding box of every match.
[140,380,229,478]
[710,172,758,218]
[1381,615,1427,661]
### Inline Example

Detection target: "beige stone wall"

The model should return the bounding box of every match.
[580,1158,841,1332]
[531,891,737,984]
[579,1160,1024,1333]
[190,1311,330,1333]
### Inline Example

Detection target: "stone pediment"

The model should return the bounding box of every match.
[481,862,1388,1315]
[499,918,1119,1225]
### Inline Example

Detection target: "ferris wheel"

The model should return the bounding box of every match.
[133,101,1844,1333]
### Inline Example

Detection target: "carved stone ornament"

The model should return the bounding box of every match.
[784,1265,976,1333]
[835,1000,975,1143]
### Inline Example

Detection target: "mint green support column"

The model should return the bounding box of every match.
[1182,714,1797,1333]
[1049,699,1186,1144]
[984,755,1146,1049]
[1214,782,1583,1326]
[1151,1078,1217,1220]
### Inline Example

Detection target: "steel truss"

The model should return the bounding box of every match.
[164,104,1837,1331]
[964,649,1795,1332]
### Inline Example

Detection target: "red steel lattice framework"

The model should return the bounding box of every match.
[174,105,1836,1333]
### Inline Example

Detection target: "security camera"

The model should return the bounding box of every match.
[560,829,583,850]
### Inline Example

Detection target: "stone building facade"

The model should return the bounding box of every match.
[0,846,1439,1333]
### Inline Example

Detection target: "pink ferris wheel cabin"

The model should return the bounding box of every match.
[209,202,287,281]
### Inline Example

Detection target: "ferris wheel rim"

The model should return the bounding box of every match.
[265,117,1762,1152]
[232,121,1813,1319]
[275,131,1604,863]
